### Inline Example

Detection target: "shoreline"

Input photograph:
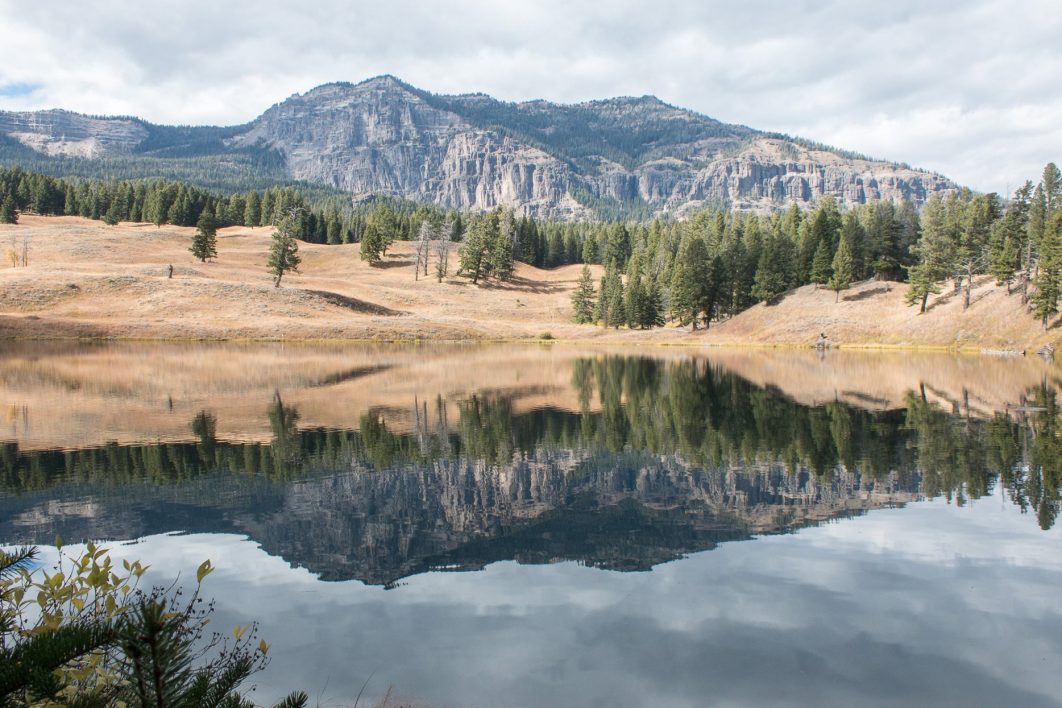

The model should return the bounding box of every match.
[0,326,1028,356]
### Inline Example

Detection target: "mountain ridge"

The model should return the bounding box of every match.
[0,75,958,219]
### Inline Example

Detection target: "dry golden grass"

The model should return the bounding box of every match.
[701,277,1057,350]
[0,215,1057,351]
[0,215,599,342]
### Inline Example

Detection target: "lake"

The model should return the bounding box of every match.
[2,342,1061,707]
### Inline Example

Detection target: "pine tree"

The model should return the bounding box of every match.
[595,266,625,328]
[63,184,77,216]
[1043,162,1061,216]
[359,226,386,265]
[605,272,626,329]
[625,269,646,329]
[260,189,276,226]
[905,196,953,313]
[752,234,793,304]
[458,211,496,284]
[987,220,1017,291]
[167,187,194,226]
[734,217,761,312]
[594,276,608,324]
[839,213,866,280]
[1032,213,1062,328]
[1022,183,1048,303]
[904,262,943,313]
[955,193,1000,308]
[670,237,712,328]
[0,193,16,224]
[828,235,854,301]
[190,211,219,262]
[570,265,597,324]
[102,196,123,226]
[129,184,145,222]
[487,210,515,280]
[144,189,163,228]
[809,238,832,287]
[360,204,398,265]
[268,208,302,288]
[581,234,598,264]
[604,224,631,269]
[643,276,665,328]
[244,191,262,227]
[326,208,342,246]
[987,183,1031,293]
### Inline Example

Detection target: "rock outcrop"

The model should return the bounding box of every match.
[0,76,958,219]
[0,109,148,158]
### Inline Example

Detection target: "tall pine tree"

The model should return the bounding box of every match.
[905,196,953,313]
[809,238,833,287]
[0,193,16,224]
[828,236,854,301]
[190,211,219,263]
[570,265,597,324]
[1032,213,1062,328]
[268,208,302,288]
[671,237,711,329]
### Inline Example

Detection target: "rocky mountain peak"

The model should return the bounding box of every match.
[0,76,959,220]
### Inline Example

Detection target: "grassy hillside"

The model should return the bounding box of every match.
[0,215,1057,352]
[704,277,1056,351]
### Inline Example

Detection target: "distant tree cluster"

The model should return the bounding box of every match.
[458,208,516,284]
[904,162,1062,327]
[7,160,1062,329]
[0,166,371,244]
[566,196,920,330]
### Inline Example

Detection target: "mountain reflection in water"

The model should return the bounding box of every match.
[3,350,1060,586]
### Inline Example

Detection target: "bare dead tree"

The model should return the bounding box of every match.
[414,220,433,281]
[434,237,450,283]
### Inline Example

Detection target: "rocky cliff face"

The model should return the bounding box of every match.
[231,79,591,218]
[0,75,958,219]
[0,109,148,158]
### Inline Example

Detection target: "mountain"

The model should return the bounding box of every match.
[0,75,957,219]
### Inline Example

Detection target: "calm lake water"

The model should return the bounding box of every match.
[2,342,1061,707]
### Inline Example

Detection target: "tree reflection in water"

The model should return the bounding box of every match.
[1,356,1060,584]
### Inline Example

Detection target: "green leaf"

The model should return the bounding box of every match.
[196,559,213,584]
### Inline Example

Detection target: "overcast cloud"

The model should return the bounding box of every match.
[0,0,1059,193]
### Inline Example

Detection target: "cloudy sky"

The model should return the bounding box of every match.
[0,0,1058,193]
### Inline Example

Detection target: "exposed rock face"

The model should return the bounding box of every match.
[0,76,958,219]
[232,79,591,219]
[0,109,148,158]
[234,80,468,195]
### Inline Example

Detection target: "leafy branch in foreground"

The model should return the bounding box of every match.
[0,542,306,707]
